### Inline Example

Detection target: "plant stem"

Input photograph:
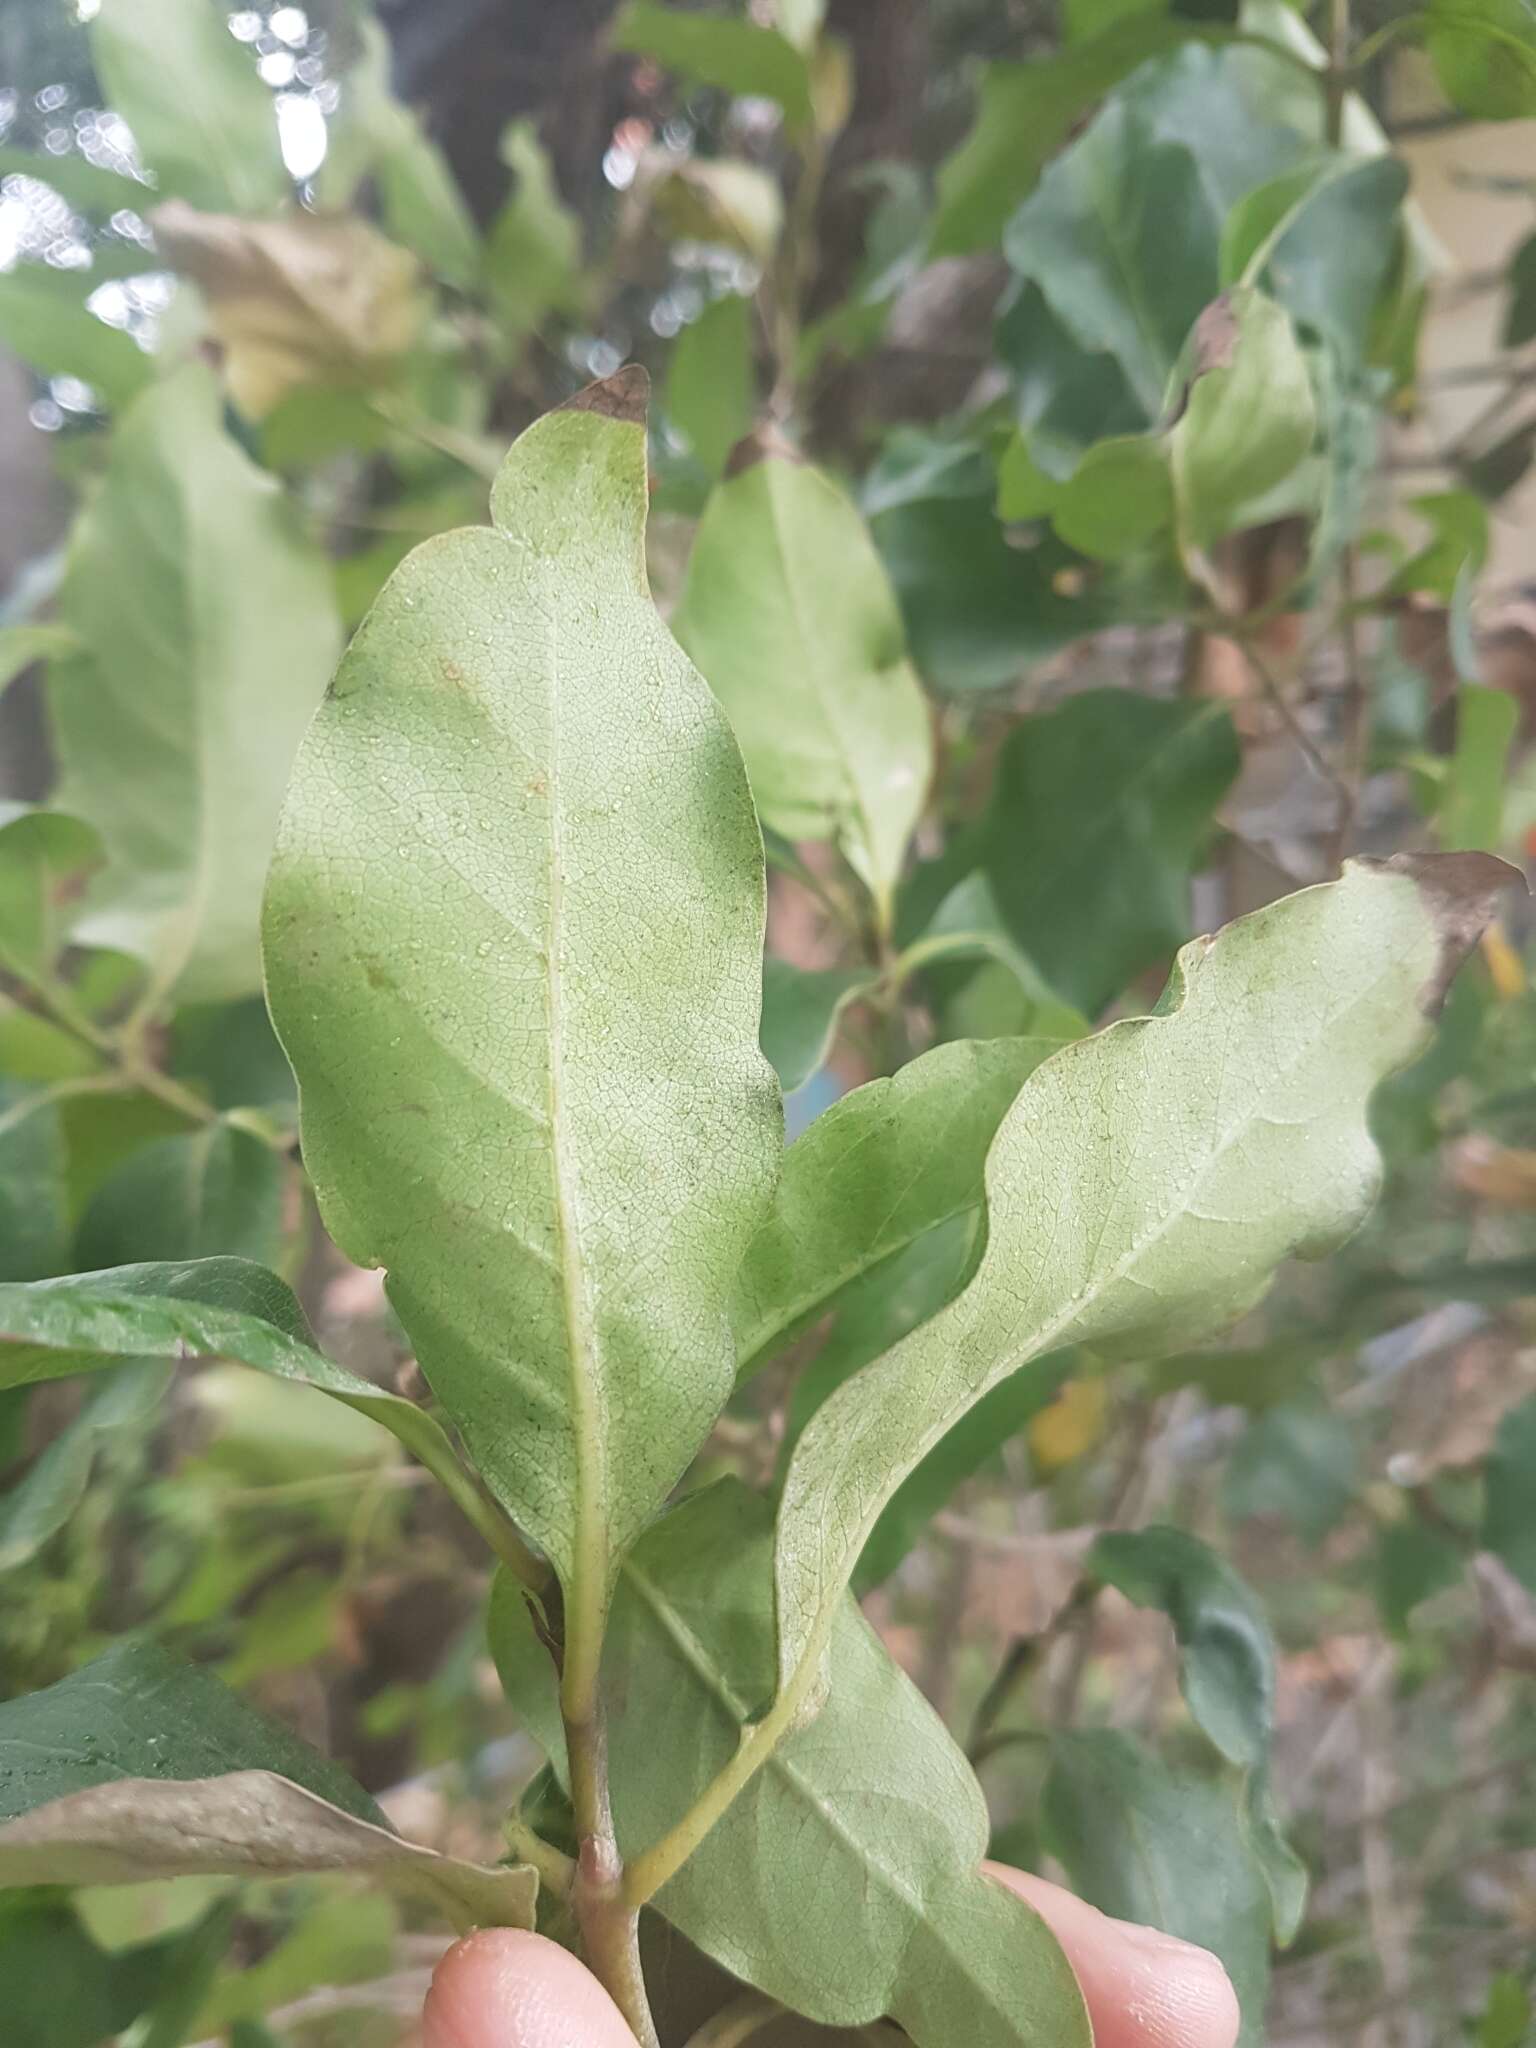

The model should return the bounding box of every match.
[505,1817,576,1897]
[681,1993,781,2048]
[1329,550,1371,871]
[15,967,218,1126]
[566,1687,658,2046]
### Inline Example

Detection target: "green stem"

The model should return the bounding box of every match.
[15,968,217,1126]
[567,1687,658,2046]
[505,1818,577,1897]
[681,1994,782,2048]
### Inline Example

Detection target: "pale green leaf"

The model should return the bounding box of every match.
[492,1482,1091,2046]
[52,365,341,1005]
[774,856,1511,1700]
[0,146,151,219]
[485,121,583,343]
[0,1642,535,1929]
[318,23,480,288]
[0,264,153,408]
[1442,682,1517,852]
[667,293,754,477]
[263,371,781,1604]
[733,1035,1067,1378]
[1171,289,1316,552]
[611,2,814,128]
[90,0,289,215]
[0,624,78,700]
[676,445,931,915]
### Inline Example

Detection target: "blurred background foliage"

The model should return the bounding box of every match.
[1,0,1536,2043]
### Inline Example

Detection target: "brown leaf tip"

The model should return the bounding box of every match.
[559,363,650,425]
[1356,850,1527,1015]
[725,422,805,478]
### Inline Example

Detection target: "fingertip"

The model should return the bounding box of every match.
[985,1864,1242,2048]
[423,1928,637,2048]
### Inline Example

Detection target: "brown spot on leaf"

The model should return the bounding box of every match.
[1355,849,1526,1014]
[725,422,804,478]
[558,363,649,425]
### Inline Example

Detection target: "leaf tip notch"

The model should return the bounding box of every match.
[1352,850,1525,1015]
[558,362,651,425]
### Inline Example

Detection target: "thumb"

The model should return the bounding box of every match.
[423,1928,636,2048]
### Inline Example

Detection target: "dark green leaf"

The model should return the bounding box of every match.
[0,806,101,983]
[1224,1400,1357,1544]
[1373,1518,1464,1634]
[1442,683,1517,852]
[75,1122,285,1270]
[485,121,583,342]
[1505,231,1536,347]
[1423,0,1536,117]
[980,690,1239,1015]
[0,1892,185,2048]
[1043,1731,1271,2044]
[0,1084,71,1283]
[0,1361,170,1570]
[1483,1393,1536,1593]
[759,957,875,1092]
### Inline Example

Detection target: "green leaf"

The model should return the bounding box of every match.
[866,438,1115,693]
[75,1122,285,1269]
[931,20,1214,256]
[0,1892,186,2048]
[1423,0,1536,117]
[1477,1972,1533,2048]
[485,121,583,343]
[0,1641,535,1928]
[0,264,154,409]
[1003,100,1220,419]
[1171,290,1316,552]
[0,1259,501,1549]
[0,1360,170,1570]
[89,0,289,215]
[0,805,102,982]
[1221,155,1409,369]
[1223,1399,1357,1544]
[1043,1731,1272,2045]
[1389,490,1489,602]
[1505,231,1536,348]
[0,624,78,701]
[1088,1524,1306,1939]
[0,1084,71,1282]
[978,690,1239,1015]
[0,1638,380,1826]
[1483,1393,1536,1593]
[1442,683,1517,852]
[319,23,479,288]
[759,957,875,1093]
[52,365,341,1006]
[0,146,151,219]
[667,294,754,478]
[773,856,1511,1708]
[263,371,781,1621]
[611,2,814,128]
[1091,1526,1273,1767]
[734,1034,1068,1379]
[1373,1518,1463,1634]
[494,1482,1091,2046]
[675,445,931,915]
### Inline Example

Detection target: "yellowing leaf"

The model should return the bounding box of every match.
[1028,1376,1108,1472]
[153,201,424,418]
